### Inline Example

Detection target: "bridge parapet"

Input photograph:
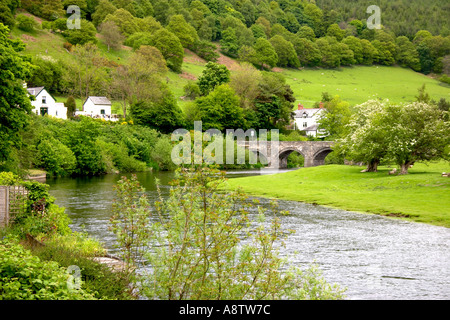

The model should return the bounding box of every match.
[237,140,334,168]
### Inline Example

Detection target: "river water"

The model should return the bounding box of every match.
[46,170,450,300]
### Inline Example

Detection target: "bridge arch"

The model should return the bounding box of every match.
[277,147,306,169]
[312,147,333,166]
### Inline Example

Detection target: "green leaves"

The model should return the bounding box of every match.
[110,167,345,300]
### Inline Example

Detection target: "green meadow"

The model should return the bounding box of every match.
[223,162,450,228]
[282,66,450,108]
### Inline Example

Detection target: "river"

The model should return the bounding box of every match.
[46,170,450,300]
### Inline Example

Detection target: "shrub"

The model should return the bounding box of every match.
[0,238,96,300]
[183,81,201,100]
[16,14,38,32]
[30,243,134,300]
[111,168,346,300]
[36,137,77,176]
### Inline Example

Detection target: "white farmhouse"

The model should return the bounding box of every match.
[27,86,67,120]
[77,96,119,121]
[293,103,326,137]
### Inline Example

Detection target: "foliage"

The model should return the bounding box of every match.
[99,20,125,52]
[0,238,96,300]
[0,23,34,168]
[338,100,450,174]
[16,14,38,32]
[111,167,346,300]
[64,19,97,45]
[129,84,185,134]
[149,28,184,73]
[317,95,352,139]
[197,61,231,95]
[194,84,245,131]
[36,136,77,176]
[30,242,134,300]
[253,37,278,69]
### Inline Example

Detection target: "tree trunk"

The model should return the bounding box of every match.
[366,159,380,172]
[399,162,412,175]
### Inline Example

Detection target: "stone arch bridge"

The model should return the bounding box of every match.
[238,141,334,169]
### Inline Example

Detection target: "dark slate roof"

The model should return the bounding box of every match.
[86,96,112,105]
[304,124,319,131]
[293,108,323,118]
[27,87,45,96]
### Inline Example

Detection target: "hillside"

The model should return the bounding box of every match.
[12,16,449,111]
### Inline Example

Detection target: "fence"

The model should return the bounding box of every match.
[0,185,29,227]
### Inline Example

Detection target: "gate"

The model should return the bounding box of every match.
[0,185,29,227]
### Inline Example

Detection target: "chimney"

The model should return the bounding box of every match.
[298,104,304,110]
[319,102,324,108]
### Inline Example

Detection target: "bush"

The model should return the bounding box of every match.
[0,172,20,185]
[16,14,38,32]
[30,244,134,300]
[183,81,201,100]
[0,238,96,300]
[111,168,346,300]
[439,74,450,85]
[36,137,77,176]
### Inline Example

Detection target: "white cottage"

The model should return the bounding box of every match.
[27,86,67,120]
[77,96,119,121]
[293,103,326,137]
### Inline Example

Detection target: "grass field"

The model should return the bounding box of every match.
[223,162,450,228]
[282,66,450,108]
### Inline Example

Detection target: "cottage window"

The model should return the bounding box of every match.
[100,109,105,115]
[42,96,47,104]
[303,122,308,128]
[303,113,307,118]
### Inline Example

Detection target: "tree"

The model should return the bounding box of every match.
[64,19,97,45]
[395,36,420,71]
[150,28,184,73]
[220,27,239,57]
[66,95,77,119]
[337,100,391,172]
[253,38,278,69]
[99,20,125,52]
[92,0,117,27]
[291,37,321,67]
[230,62,262,109]
[384,102,449,174]
[0,23,34,167]
[197,62,230,96]
[166,14,199,49]
[269,35,299,68]
[193,40,219,62]
[326,23,345,41]
[317,95,352,139]
[195,84,245,131]
[111,45,167,117]
[297,25,316,41]
[130,84,185,134]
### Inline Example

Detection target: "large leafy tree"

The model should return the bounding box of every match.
[384,102,449,174]
[130,84,185,134]
[253,38,278,69]
[269,35,299,68]
[150,28,184,73]
[0,23,34,166]
[194,84,245,131]
[197,62,230,96]
[166,14,199,49]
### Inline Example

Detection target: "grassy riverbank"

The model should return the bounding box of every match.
[224,162,450,228]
